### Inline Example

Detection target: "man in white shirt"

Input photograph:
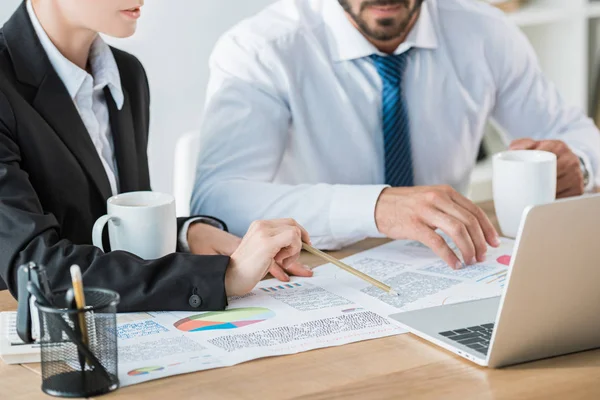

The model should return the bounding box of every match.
[192,0,600,272]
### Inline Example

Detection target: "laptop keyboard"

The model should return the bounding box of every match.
[438,323,495,356]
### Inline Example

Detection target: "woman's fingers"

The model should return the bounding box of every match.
[269,264,290,282]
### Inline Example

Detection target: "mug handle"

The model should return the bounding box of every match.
[92,215,116,252]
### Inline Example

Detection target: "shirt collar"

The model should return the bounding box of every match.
[322,0,438,62]
[26,0,124,110]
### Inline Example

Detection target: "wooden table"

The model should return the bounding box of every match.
[2,202,600,399]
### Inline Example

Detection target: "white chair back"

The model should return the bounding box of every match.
[173,131,201,217]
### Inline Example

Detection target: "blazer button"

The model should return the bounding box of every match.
[189,294,202,308]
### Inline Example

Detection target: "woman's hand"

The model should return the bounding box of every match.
[225,219,311,297]
[189,220,313,283]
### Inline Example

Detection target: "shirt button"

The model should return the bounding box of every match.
[189,294,202,308]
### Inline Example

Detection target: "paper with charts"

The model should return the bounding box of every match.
[314,236,515,316]
[116,237,514,386]
[117,277,406,386]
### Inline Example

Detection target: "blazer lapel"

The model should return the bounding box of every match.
[4,2,113,201]
[106,87,139,193]
[33,72,114,201]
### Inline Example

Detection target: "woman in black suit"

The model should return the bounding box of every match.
[0,0,312,312]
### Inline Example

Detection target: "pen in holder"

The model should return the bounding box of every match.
[31,284,120,398]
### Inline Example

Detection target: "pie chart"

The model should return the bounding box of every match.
[174,307,275,332]
[497,255,511,266]
[127,366,164,376]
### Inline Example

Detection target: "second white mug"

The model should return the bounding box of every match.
[92,191,177,260]
[493,150,557,238]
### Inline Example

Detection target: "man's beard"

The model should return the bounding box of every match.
[339,0,423,41]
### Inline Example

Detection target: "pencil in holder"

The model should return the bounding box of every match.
[34,288,120,398]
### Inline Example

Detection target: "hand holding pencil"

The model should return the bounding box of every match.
[302,243,399,296]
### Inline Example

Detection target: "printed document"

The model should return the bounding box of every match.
[118,277,405,386]
[314,236,515,316]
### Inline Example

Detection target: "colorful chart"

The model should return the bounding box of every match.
[497,255,511,266]
[174,307,275,332]
[127,366,164,376]
[167,362,184,367]
[477,270,508,287]
[261,283,301,292]
[442,295,485,306]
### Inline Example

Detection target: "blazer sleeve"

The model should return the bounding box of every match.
[0,93,228,313]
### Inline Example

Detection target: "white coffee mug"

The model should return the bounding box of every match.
[92,191,177,260]
[493,150,557,238]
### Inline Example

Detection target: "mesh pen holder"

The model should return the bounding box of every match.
[35,288,120,398]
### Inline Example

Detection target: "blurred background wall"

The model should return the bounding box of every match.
[0,0,276,194]
[1,0,600,200]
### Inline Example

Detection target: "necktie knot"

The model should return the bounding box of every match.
[370,52,411,86]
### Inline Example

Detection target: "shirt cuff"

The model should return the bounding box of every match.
[178,217,227,253]
[329,185,389,242]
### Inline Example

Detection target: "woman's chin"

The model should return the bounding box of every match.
[102,24,138,39]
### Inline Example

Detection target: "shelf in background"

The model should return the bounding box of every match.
[589,2,600,18]
[506,2,583,27]
[468,158,494,204]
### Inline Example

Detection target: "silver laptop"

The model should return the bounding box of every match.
[390,194,600,368]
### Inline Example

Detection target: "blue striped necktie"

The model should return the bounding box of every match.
[370,51,414,187]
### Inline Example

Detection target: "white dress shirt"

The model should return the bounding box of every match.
[193,0,600,250]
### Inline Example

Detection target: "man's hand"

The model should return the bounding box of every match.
[225,219,311,297]
[375,186,500,270]
[187,223,241,256]
[510,139,584,198]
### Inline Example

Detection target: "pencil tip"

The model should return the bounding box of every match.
[389,290,399,296]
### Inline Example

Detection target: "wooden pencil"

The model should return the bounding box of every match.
[70,265,89,369]
[302,243,399,296]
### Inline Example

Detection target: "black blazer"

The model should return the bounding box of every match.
[0,3,228,312]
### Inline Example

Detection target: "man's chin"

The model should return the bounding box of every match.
[364,26,405,41]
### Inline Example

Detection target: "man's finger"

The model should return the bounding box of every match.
[556,173,576,194]
[534,140,569,156]
[437,201,487,263]
[509,138,537,150]
[557,156,580,179]
[419,230,462,270]
[557,173,584,198]
[451,193,500,248]
[432,212,477,266]
[558,186,583,198]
